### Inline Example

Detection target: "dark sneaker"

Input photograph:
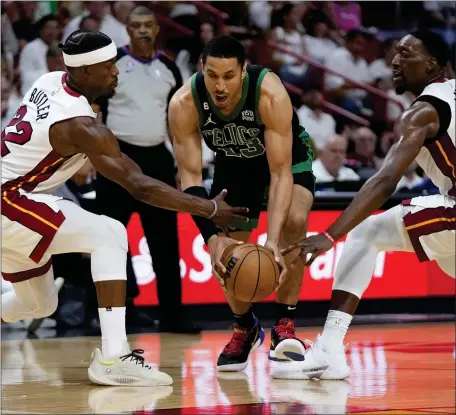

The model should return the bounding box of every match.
[217,318,265,372]
[269,318,306,362]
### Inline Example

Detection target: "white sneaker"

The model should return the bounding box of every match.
[299,335,350,380]
[88,347,173,387]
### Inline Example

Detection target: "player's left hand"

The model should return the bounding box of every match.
[281,233,333,267]
[264,240,287,291]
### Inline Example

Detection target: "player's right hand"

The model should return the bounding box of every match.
[207,235,243,288]
[210,189,249,229]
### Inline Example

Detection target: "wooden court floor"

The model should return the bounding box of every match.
[1,322,454,414]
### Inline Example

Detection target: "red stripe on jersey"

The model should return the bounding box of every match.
[62,73,81,98]
[402,202,456,261]
[2,258,52,283]
[425,134,456,197]
[1,150,69,194]
[1,191,66,263]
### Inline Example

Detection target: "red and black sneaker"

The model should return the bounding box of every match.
[269,318,307,362]
[217,318,265,372]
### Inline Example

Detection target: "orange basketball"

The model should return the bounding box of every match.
[219,243,279,302]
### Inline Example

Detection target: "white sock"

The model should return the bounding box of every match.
[98,307,128,359]
[319,310,353,352]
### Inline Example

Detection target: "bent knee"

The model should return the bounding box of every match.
[437,257,456,278]
[26,290,59,319]
[282,212,308,244]
[100,215,128,251]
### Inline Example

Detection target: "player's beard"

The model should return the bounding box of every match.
[395,84,407,95]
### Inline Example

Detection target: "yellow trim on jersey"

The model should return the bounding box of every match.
[2,195,59,230]
[436,141,456,179]
[405,216,456,231]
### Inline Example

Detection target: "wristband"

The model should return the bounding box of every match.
[183,186,218,244]
[323,231,336,245]
[208,199,217,219]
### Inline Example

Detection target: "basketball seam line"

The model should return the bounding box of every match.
[249,246,261,303]
[232,249,256,300]
[262,249,278,288]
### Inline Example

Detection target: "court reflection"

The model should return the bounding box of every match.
[0,323,454,414]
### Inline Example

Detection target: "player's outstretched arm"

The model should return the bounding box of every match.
[283,101,440,264]
[168,84,205,191]
[50,116,247,221]
[261,73,294,274]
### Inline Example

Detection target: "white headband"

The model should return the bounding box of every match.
[62,41,117,67]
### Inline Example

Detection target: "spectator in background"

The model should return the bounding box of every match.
[369,38,398,81]
[420,1,455,29]
[248,0,274,31]
[296,88,336,151]
[79,14,101,32]
[1,75,12,130]
[395,161,425,193]
[112,1,135,26]
[1,10,19,58]
[325,29,373,116]
[347,126,378,178]
[62,1,129,46]
[46,43,65,72]
[331,1,362,34]
[272,3,309,88]
[94,7,199,333]
[369,38,415,123]
[313,135,360,183]
[18,14,59,95]
[178,21,215,79]
[10,1,38,46]
[303,11,338,64]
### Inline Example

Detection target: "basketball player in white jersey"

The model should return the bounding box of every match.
[1,30,248,386]
[279,30,455,380]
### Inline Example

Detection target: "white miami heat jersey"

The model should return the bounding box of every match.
[414,78,455,198]
[1,71,96,195]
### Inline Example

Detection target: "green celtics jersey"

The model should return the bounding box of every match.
[190,65,313,182]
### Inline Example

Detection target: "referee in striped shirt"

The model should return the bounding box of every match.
[94,6,200,333]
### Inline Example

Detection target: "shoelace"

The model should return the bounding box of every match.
[223,326,249,356]
[120,348,151,369]
[275,318,297,340]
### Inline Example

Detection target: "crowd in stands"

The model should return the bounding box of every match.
[2,1,455,195]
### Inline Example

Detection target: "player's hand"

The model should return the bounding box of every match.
[210,189,249,228]
[264,240,287,291]
[207,235,243,288]
[281,233,333,267]
[72,159,96,186]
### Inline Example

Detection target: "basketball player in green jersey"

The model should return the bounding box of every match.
[169,36,317,379]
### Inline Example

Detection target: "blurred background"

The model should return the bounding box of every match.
[1,1,455,334]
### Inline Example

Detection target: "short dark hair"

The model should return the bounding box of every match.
[36,14,57,33]
[59,30,112,56]
[346,29,364,43]
[201,36,246,67]
[410,30,449,68]
[128,5,154,24]
[79,14,101,29]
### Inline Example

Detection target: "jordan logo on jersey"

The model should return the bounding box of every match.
[204,113,216,127]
